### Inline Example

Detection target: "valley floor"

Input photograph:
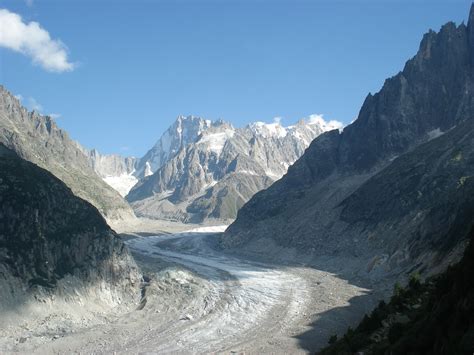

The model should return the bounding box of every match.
[3,224,381,354]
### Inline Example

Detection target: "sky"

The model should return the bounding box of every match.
[0,0,472,157]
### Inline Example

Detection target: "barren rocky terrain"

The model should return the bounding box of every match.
[1,223,384,354]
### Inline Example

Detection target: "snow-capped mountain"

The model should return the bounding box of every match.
[134,115,213,179]
[126,114,343,223]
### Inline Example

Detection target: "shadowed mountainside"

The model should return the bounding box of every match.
[223,6,474,278]
[0,144,141,309]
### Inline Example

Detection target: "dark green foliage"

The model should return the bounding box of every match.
[320,227,474,355]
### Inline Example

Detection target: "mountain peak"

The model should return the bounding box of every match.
[469,2,474,28]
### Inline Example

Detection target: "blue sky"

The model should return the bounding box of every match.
[0,0,471,156]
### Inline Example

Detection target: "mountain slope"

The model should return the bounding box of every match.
[223,8,474,275]
[0,87,135,221]
[127,115,342,223]
[0,144,141,310]
[320,225,474,355]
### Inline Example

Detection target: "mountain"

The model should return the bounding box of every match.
[134,115,213,179]
[126,115,342,223]
[222,7,474,276]
[321,225,474,355]
[80,147,138,197]
[0,144,141,311]
[0,86,135,222]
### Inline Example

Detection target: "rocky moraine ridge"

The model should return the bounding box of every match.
[223,6,474,278]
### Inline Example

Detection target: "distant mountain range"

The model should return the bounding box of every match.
[76,112,341,222]
[124,114,341,222]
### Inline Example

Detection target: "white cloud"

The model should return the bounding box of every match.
[273,116,282,125]
[0,8,75,72]
[16,94,43,112]
[49,113,61,119]
[307,114,344,131]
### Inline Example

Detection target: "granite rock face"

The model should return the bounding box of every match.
[127,115,341,223]
[0,144,141,308]
[223,7,474,275]
[134,115,213,179]
[0,87,135,221]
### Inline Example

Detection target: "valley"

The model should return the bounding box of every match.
[4,225,381,354]
[1,2,474,353]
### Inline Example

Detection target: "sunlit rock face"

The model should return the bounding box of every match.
[126,115,341,223]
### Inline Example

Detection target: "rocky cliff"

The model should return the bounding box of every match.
[127,115,341,223]
[223,6,474,276]
[0,87,135,221]
[134,115,213,179]
[0,144,141,310]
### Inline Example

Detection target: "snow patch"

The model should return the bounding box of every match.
[238,170,259,176]
[264,169,283,180]
[187,225,229,233]
[103,173,139,197]
[197,129,235,155]
[144,162,153,177]
[248,121,288,138]
[427,128,444,140]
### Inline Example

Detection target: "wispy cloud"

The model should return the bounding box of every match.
[0,8,75,72]
[25,0,34,8]
[49,113,61,119]
[273,116,282,125]
[15,94,44,112]
[26,97,42,111]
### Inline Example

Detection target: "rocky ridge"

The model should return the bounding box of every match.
[0,87,135,222]
[223,6,474,277]
[127,114,342,223]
